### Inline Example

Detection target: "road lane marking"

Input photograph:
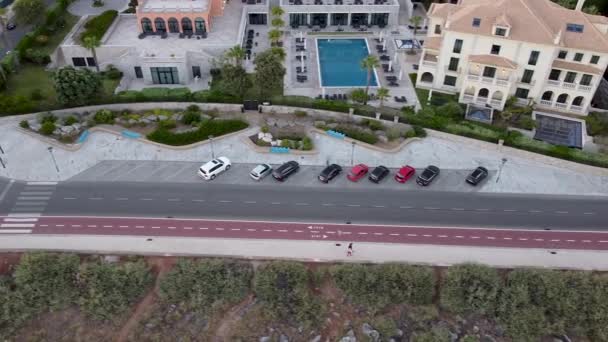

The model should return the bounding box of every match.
[64,197,77,200]
[192,199,205,202]
[215,227,225,231]
[342,231,351,235]
[136,225,145,228]
[294,230,303,233]
[372,205,385,208]
[358,232,368,235]
[326,231,335,234]
[474,208,489,211]
[374,233,384,235]
[503,209,517,212]
[168,226,176,230]
[424,207,439,210]
[247,229,256,232]
[88,225,97,228]
[278,229,287,232]
[455,235,464,238]
[347,204,360,207]
[438,235,448,238]
[529,210,542,213]
[71,224,81,227]
[21,192,53,196]
[40,224,48,227]
[423,234,432,237]
[3,218,38,222]
[567,239,576,242]
[8,213,41,217]
[184,227,193,230]
[271,202,281,205]
[140,198,153,201]
[103,225,113,228]
[115,198,129,201]
[503,237,512,240]
[244,201,257,204]
[27,181,57,185]
[584,212,595,215]
[389,233,400,236]
[407,234,417,237]
[12,207,45,212]
[550,239,560,242]
[400,206,414,209]
[151,226,160,229]
[519,238,528,241]
[1,223,35,228]
[263,229,272,232]
[167,199,180,202]
[599,240,608,243]
[471,236,480,239]
[534,238,544,242]
[486,237,496,240]
[322,203,334,206]
[231,228,240,231]
[56,224,64,227]
[119,225,129,228]
[219,200,232,203]
[15,202,47,206]
[0,230,32,234]
[89,197,103,200]
[555,211,568,214]
[583,240,592,243]
[451,208,465,211]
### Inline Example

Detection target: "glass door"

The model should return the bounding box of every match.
[151,67,179,84]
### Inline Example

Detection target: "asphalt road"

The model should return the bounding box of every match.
[2,179,606,230]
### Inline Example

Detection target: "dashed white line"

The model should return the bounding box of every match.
[423,234,432,237]
[294,230,303,233]
[550,239,561,242]
[244,201,257,204]
[103,225,113,228]
[192,199,205,202]
[389,233,400,236]
[373,232,384,236]
[584,212,595,215]
[322,203,334,206]
[140,198,153,201]
[184,227,193,230]
[400,206,414,209]
[219,200,232,203]
[519,238,528,241]
[451,208,465,211]
[424,207,439,210]
[567,239,576,242]
[474,208,489,212]
[599,240,608,243]
[582,240,592,243]
[151,226,161,229]
[136,225,145,229]
[534,238,544,242]
[502,237,512,240]
[347,204,361,207]
[0,223,35,228]
[358,232,368,235]
[486,236,496,240]
[89,197,103,200]
[199,227,208,230]
[555,211,569,214]
[231,228,241,231]
[167,198,180,202]
[168,226,176,229]
[115,198,128,201]
[247,228,256,232]
[71,225,81,228]
[471,236,480,239]
[278,229,288,232]
[40,224,48,227]
[503,209,517,212]
[263,229,272,232]
[56,224,64,227]
[407,234,417,237]
[295,203,309,206]
[215,227,225,231]
[342,231,352,235]
[455,235,464,238]
[372,205,385,208]
[119,225,129,228]
[438,235,448,238]
[271,202,281,205]
[529,210,542,213]
[64,197,77,200]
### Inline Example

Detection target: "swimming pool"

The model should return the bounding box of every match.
[317,38,378,87]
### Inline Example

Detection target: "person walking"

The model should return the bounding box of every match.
[347,243,353,257]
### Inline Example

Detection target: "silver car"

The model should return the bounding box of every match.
[250,163,273,181]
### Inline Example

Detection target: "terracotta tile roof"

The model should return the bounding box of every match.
[552,60,603,74]
[428,0,608,53]
[424,36,442,50]
[469,54,518,69]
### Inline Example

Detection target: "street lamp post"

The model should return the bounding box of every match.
[495,157,507,183]
[209,135,215,159]
[47,146,59,172]
[350,141,356,166]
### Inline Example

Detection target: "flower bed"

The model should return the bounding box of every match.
[147,119,248,146]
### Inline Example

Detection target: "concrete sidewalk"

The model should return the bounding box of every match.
[0,116,607,195]
[2,235,608,270]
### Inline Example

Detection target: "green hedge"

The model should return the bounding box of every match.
[333,125,378,144]
[79,10,118,42]
[147,119,248,146]
[505,135,608,168]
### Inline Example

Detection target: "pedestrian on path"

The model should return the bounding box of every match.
[347,243,353,257]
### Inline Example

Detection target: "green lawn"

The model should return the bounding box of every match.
[38,13,80,55]
[409,73,458,108]
[410,73,430,108]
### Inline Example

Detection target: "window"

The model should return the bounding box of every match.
[134,66,143,79]
[590,55,600,64]
[443,75,457,86]
[515,88,529,99]
[482,66,496,78]
[472,18,481,27]
[521,69,534,84]
[580,74,593,86]
[86,57,96,67]
[448,57,459,71]
[558,50,567,59]
[528,50,540,65]
[494,27,506,36]
[564,71,577,83]
[566,23,584,33]
[574,53,584,62]
[192,66,201,78]
[72,57,86,67]
[453,39,463,53]
[151,67,179,84]
[490,44,501,55]
[548,69,561,81]
[434,24,441,34]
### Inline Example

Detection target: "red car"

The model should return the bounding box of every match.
[347,164,369,182]
[395,165,416,183]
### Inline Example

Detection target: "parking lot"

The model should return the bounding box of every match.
[68,160,491,192]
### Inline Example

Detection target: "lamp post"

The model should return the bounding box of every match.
[350,141,356,166]
[47,146,59,172]
[495,157,507,183]
[209,135,215,159]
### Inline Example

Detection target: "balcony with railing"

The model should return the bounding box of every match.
[462,94,474,102]
[537,100,587,115]
[445,66,461,74]
[570,105,583,113]
[547,79,593,91]
[465,73,511,87]
[578,84,593,92]
[421,53,438,68]
[475,96,488,105]
[517,79,535,86]
[490,99,502,107]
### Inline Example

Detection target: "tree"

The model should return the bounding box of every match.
[360,55,379,105]
[268,29,282,45]
[220,64,252,100]
[254,49,285,100]
[377,87,389,107]
[270,5,284,17]
[410,15,423,36]
[271,17,285,28]
[225,45,246,67]
[82,36,101,73]
[269,46,286,61]
[52,66,102,105]
[13,0,45,24]
[350,88,368,104]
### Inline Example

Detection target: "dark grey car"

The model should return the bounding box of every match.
[319,164,342,183]
[272,161,300,181]
[369,165,390,183]
[416,165,440,186]
[466,166,488,186]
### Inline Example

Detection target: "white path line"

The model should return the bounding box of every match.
[199,227,208,230]
[374,232,384,235]
[372,205,385,208]
[244,201,257,204]
[555,211,569,214]
[88,225,97,228]
[471,236,480,239]
[347,204,360,207]
[136,225,145,228]
[423,234,432,237]
[342,231,351,235]
[567,239,576,242]
[1,223,34,228]
[455,235,464,238]
[184,227,193,230]
[438,235,448,238]
[71,225,81,228]
[88,197,102,200]
[599,240,608,243]
[519,238,528,241]
[451,208,465,211]
[294,230,303,233]
[119,225,129,228]
[40,224,48,227]
[151,226,161,229]
[551,239,560,242]
[534,238,544,242]
[247,229,256,232]
[263,229,272,232]
[27,181,57,185]
[0,229,32,234]
[529,210,542,213]
[503,237,512,240]
[407,234,417,237]
[8,213,41,217]
[583,240,592,243]
[167,199,180,202]
[219,200,232,203]
[64,197,77,200]
[140,198,153,201]
[278,229,288,232]
[424,207,439,210]
[474,208,489,212]
[584,212,595,215]
[322,203,334,206]
[358,232,368,235]
[400,206,414,209]
[192,199,205,202]
[486,236,496,240]
[295,203,309,206]
[18,196,50,201]
[56,224,64,227]
[271,202,281,205]
[3,218,38,222]
[21,192,53,196]
[103,225,113,228]
[115,197,128,200]
[168,226,176,230]
[231,228,241,231]
[389,233,400,236]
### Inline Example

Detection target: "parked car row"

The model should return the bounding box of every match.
[197,158,489,186]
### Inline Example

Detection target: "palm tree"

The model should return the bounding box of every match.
[270,5,284,17]
[83,36,101,72]
[360,55,379,105]
[268,29,282,46]
[271,17,285,29]
[410,15,422,36]
[377,87,389,108]
[226,45,246,67]
[270,47,286,61]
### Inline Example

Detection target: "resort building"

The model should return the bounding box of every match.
[416,0,608,118]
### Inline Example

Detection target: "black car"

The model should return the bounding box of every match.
[6,23,16,30]
[369,165,390,183]
[272,161,299,181]
[318,164,342,183]
[416,165,440,186]
[466,166,488,186]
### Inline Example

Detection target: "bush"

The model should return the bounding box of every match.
[181,111,201,125]
[0,95,36,114]
[40,121,56,135]
[158,119,176,130]
[93,109,115,124]
[38,113,56,124]
[104,65,122,80]
[333,125,378,144]
[386,126,403,140]
[312,99,350,113]
[441,264,500,315]
[444,122,501,143]
[24,48,51,64]
[79,10,118,42]
[186,104,200,112]
[437,101,464,119]
[147,119,248,146]
[413,125,427,138]
[30,89,44,101]
[585,112,608,136]
[301,136,313,150]
[159,259,253,312]
[63,115,78,125]
[362,118,384,131]
[505,135,608,168]
[20,120,30,128]
[294,110,307,117]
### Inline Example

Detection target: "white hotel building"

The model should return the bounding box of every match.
[416,0,608,117]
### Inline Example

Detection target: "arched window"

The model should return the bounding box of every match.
[556,93,569,104]
[181,18,193,34]
[420,72,433,83]
[141,18,153,33]
[195,17,206,34]
[478,88,489,98]
[572,96,584,107]
[168,18,179,33]
[154,18,166,32]
[492,90,503,100]
[541,91,553,101]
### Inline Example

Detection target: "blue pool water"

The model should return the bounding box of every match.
[317,38,378,87]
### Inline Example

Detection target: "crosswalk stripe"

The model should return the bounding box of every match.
[18,196,51,201]
[0,230,32,234]
[26,182,57,185]
[20,192,53,196]
[14,202,48,206]
[1,223,35,228]
[3,218,38,222]
[11,207,46,212]
[7,213,41,217]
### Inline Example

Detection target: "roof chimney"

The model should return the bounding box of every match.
[575,0,586,11]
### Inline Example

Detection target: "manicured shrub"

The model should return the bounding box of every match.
[115,90,144,102]
[312,99,350,113]
[440,263,500,315]
[158,119,176,130]
[20,120,30,129]
[40,122,56,135]
[63,115,78,125]
[585,112,608,136]
[333,125,378,144]
[413,125,427,137]
[186,104,200,112]
[362,118,384,131]
[93,109,115,124]
[39,113,57,124]
[147,119,248,146]
[181,111,201,125]
[301,136,313,150]
[104,65,122,80]
[79,10,118,42]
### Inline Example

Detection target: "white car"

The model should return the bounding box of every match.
[250,163,273,181]
[198,157,231,180]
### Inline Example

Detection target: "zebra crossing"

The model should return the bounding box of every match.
[0,181,57,234]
